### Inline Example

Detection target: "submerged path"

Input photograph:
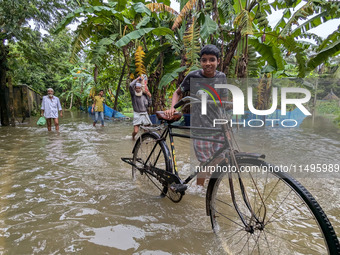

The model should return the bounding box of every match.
[0,112,339,254]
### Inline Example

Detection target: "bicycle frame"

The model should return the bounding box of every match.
[139,121,267,228]
[168,124,229,183]
[140,122,230,185]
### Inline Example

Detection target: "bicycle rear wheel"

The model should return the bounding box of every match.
[206,158,340,254]
[132,132,182,202]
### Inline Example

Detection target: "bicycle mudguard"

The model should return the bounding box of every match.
[235,152,265,160]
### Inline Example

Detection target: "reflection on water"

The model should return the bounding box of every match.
[79,225,145,250]
[0,112,339,254]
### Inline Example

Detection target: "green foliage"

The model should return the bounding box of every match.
[0,0,73,42]
[133,2,151,16]
[334,114,340,128]
[115,27,174,48]
[54,5,118,33]
[159,66,187,89]
[8,29,74,93]
[307,26,340,71]
[183,18,200,69]
[234,9,253,36]
[249,38,285,72]
[316,101,340,119]
[3,0,340,118]
[200,15,218,40]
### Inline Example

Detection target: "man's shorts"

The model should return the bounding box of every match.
[193,134,225,163]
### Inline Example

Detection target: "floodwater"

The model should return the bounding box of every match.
[0,112,339,254]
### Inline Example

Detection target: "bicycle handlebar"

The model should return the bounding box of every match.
[174,96,198,109]
[174,96,233,109]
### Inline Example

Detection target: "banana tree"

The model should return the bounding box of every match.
[59,68,94,109]
[249,0,340,78]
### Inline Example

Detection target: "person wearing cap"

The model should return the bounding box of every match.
[129,76,152,140]
[41,88,63,131]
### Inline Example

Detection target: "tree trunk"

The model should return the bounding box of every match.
[93,65,98,84]
[0,41,9,126]
[222,31,242,75]
[113,60,127,110]
[8,76,15,126]
[69,93,73,110]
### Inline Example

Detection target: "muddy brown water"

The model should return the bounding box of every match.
[0,112,339,254]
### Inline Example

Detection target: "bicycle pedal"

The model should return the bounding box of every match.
[170,184,187,193]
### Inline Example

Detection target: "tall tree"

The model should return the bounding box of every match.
[0,0,73,126]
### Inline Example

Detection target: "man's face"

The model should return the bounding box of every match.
[200,54,220,77]
[99,91,104,96]
[47,90,54,97]
[135,87,142,93]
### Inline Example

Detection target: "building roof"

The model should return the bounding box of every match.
[322,90,339,100]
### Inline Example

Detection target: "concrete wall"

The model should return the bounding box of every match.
[6,85,42,117]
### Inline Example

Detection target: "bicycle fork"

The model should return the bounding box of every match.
[228,152,266,233]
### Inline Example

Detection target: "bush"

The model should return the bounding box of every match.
[316,101,340,115]
[334,115,340,127]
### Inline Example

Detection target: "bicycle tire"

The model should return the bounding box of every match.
[206,158,340,254]
[132,132,183,202]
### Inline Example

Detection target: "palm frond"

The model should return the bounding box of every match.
[291,11,334,38]
[218,0,235,22]
[146,3,179,15]
[307,38,340,71]
[183,17,200,68]
[280,36,307,77]
[70,21,94,63]
[298,32,323,45]
[317,25,340,51]
[90,34,119,65]
[279,1,315,37]
[234,9,253,36]
[172,0,198,30]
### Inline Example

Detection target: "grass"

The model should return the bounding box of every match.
[316,100,340,127]
[122,112,133,118]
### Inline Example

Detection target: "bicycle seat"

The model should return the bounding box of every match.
[155,111,182,123]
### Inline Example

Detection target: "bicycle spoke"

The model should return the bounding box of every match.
[264,189,293,226]
[249,231,262,255]
[215,198,233,208]
[265,211,315,225]
[214,208,245,228]
[255,178,282,219]
[237,232,252,254]
[263,230,274,254]
[215,197,253,223]
[220,228,245,242]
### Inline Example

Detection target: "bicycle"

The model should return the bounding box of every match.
[121,96,340,254]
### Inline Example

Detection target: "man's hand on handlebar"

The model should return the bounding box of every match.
[164,107,176,117]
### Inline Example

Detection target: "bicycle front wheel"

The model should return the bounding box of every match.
[132,132,184,202]
[206,158,340,254]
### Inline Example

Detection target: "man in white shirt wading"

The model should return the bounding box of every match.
[41,88,63,131]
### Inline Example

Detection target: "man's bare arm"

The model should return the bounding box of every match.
[165,87,182,117]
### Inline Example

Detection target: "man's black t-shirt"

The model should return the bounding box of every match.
[179,69,228,135]
[179,70,228,97]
